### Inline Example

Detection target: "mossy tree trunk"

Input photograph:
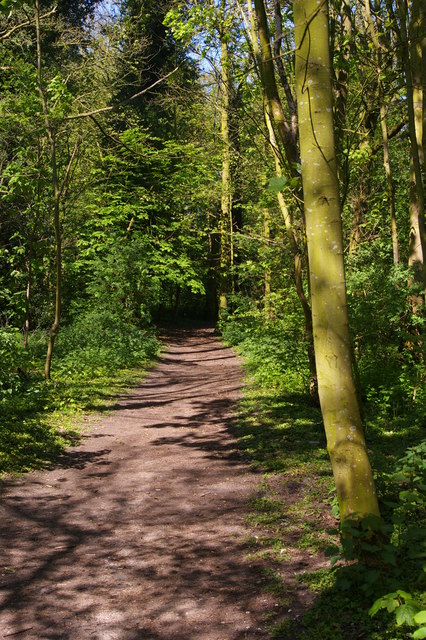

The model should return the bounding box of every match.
[264,102,317,397]
[294,0,380,522]
[363,0,399,264]
[35,0,62,381]
[397,0,425,294]
[253,0,298,172]
[219,35,232,318]
[245,0,317,397]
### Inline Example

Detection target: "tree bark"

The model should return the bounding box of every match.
[273,0,297,133]
[35,0,62,380]
[398,0,425,292]
[253,0,299,172]
[294,0,380,522]
[219,36,232,317]
[264,101,317,396]
[263,208,272,318]
[363,0,399,264]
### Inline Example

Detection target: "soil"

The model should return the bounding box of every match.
[0,327,317,640]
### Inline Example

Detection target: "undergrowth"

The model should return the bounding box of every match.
[222,311,425,640]
[0,312,160,475]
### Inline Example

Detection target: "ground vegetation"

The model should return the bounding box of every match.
[0,0,424,637]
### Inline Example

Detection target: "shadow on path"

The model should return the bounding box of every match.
[0,326,290,640]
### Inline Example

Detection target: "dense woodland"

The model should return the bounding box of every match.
[0,0,425,637]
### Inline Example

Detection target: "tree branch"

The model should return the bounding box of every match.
[59,141,79,199]
[0,7,56,41]
[66,67,179,120]
[370,117,408,154]
[88,115,146,156]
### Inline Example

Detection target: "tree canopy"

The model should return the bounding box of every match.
[0,0,425,636]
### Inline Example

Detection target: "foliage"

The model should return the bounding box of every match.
[0,318,160,475]
[55,308,160,378]
[0,327,27,398]
[369,591,426,636]
[220,297,310,394]
[222,303,425,640]
[1,0,425,637]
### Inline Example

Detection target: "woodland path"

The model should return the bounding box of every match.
[0,327,280,640]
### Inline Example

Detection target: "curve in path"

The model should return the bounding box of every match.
[0,327,275,640]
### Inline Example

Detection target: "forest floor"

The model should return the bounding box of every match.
[0,327,325,640]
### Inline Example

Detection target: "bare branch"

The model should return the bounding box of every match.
[0,7,56,41]
[88,115,146,156]
[66,67,179,120]
[370,117,408,155]
[60,141,79,199]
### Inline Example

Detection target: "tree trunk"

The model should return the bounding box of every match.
[398,0,425,292]
[363,0,399,264]
[23,224,35,350]
[380,95,399,265]
[35,0,62,380]
[253,0,298,172]
[23,257,32,350]
[219,36,232,317]
[264,101,317,397]
[273,0,297,134]
[263,208,272,318]
[294,0,380,522]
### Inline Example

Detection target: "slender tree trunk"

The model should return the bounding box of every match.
[35,0,62,380]
[408,0,425,293]
[380,96,399,264]
[23,220,36,350]
[248,0,317,395]
[333,0,352,162]
[207,211,220,320]
[349,171,368,254]
[398,0,425,291]
[23,254,32,349]
[363,0,399,264]
[294,0,380,522]
[253,0,298,172]
[264,102,317,396]
[273,0,297,135]
[219,36,232,317]
[263,208,272,318]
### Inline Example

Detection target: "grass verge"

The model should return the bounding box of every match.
[223,319,425,640]
[0,328,161,476]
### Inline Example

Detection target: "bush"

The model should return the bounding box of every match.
[54,307,159,379]
[221,300,310,394]
[0,327,26,398]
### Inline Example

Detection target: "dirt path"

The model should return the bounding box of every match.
[0,327,277,639]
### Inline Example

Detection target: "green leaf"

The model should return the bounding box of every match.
[413,628,426,639]
[381,549,397,565]
[330,555,340,567]
[414,612,426,625]
[399,490,420,503]
[395,604,420,627]
[336,577,351,591]
[266,176,288,193]
[369,598,385,617]
[289,176,301,189]
[369,592,412,617]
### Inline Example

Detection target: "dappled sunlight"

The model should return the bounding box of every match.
[0,327,303,639]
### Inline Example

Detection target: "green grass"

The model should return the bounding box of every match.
[0,327,161,475]
[223,315,426,640]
